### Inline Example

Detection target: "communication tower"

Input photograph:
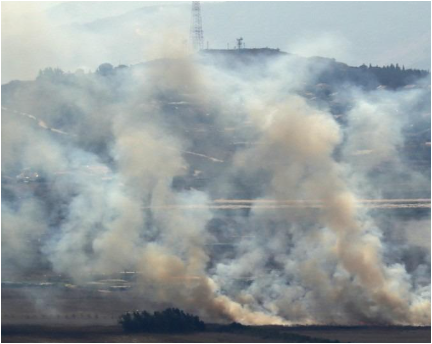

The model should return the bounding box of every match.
[190,1,204,51]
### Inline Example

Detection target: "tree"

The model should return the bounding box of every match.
[96,63,114,76]
[37,68,65,82]
[119,308,206,333]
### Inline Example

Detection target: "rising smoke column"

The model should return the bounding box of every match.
[1,37,430,325]
[208,60,430,325]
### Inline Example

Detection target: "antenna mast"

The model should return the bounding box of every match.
[190,1,204,51]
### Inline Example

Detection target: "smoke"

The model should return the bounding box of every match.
[1,2,56,83]
[287,32,353,63]
[210,88,430,325]
[2,198,48,274]
[399,219,431,251]
[2,8,430,326]
[1,2,189,83]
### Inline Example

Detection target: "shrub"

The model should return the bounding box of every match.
[119,308,206,333]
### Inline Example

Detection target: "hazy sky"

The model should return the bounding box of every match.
[2,1,431,83]
[33,1,222,8]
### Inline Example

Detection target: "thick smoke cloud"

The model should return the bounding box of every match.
[2,19,430,326]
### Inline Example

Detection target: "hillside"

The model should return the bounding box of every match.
[48,1,431,70]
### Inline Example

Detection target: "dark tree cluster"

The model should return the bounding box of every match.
[361,63,430,88]
[36,67,66,83]
[314,60,429,90]
[118,308,206,333]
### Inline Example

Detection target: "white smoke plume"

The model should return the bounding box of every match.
[2,7,430,327]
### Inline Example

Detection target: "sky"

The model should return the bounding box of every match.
[1,1,431,83]
[33,1,222,8]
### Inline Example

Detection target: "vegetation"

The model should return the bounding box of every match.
[118,308,206,333]
[361,63,430,88]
